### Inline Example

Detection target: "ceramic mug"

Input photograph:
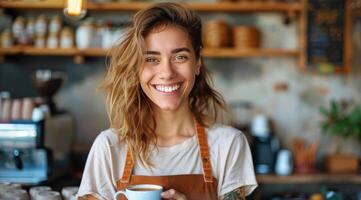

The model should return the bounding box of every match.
[275,149,293,176]
[35,191,62,200]
[114,184,163,200]
[0,188,29,200]
[29,186,52,200]
[61,186,79,200]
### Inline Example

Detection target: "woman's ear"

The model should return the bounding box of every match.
[195,59,201,75]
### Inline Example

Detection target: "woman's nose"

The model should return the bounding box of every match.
[159,60,176,79]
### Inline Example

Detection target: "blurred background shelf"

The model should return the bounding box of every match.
[0,47,300,63]
[256,174,361,184]
[202,48,300,58]
[0,47,107,55]
[22,47,79,56]
[0,46,21,55]
[0,1,302,12]
[0,47,108,64]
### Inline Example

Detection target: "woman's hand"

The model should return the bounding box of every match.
[161,189,187,200]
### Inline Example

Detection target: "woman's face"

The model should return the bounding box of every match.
[139,25,200,113]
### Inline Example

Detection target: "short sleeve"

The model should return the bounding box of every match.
[218,131,258,196]
[77,133,117,200]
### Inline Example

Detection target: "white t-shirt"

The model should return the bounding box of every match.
[77,124,257,200]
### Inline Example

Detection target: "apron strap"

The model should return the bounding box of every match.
[120,119,214,183]
[120,145,134,183]
[195,120,214,183]
[241,187,246,200]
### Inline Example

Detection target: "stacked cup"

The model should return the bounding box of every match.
[0,183,29,200]
[233,26,261,49]
[29,186,52,200]
[203,20,231,48]
[35,191,62,200]
[62,186,79,200]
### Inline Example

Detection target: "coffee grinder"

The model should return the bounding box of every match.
[32,69,66,115]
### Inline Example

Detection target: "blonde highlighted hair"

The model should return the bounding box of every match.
[100,2,227,166]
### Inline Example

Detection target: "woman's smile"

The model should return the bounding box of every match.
[153,83,182,94]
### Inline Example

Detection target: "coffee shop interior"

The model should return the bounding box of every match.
[0,0,361,199]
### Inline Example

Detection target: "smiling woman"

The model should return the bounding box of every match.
[77,2,257,200]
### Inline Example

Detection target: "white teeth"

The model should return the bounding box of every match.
[155,84,180,93]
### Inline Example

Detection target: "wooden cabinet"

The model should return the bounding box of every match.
[0,0,307,66]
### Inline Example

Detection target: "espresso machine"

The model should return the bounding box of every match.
[0,70,74,185]
[0,116,74,185]
[251,114,279,174]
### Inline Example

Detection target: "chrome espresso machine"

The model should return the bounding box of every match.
[0,70,74,185]
[0,114,74,185]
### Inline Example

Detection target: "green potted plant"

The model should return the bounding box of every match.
[319,100,361,173]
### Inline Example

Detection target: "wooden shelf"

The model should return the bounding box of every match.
[0,46,21,55]
[22,47,79,56]
[0,1,64,9]
[0,46,106,55]
[202,48,300,58]
[0,47,109,63]
[0,1,302,12]
[257,174,361,184]
[0,47,299,60]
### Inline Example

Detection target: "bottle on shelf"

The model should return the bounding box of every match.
[35,15,47,38]
[49,15,62,36]
[47,32,59,49]
[12,16,25,44]
[76,19,93,49]
[26,18,36,45]
[1,29,13,48]
[35,35,46,48]
[60,27,74,49]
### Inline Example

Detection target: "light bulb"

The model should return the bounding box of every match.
[64,0,87,20]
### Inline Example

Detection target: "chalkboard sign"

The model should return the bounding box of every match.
[307,0,351,72]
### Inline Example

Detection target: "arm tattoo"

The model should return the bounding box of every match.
[222,187,246,200]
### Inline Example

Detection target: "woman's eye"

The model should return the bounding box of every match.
[145,57,159,64]
[174,55,188,62]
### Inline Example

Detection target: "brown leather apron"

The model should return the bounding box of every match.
[117,123,245,200]
[116,122,219,200]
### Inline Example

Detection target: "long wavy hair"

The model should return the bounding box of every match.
[100,2,227,167]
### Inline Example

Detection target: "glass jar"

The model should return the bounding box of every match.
[76,20,93,49]
[47,32,58,49]
[35,15,47,37]
[1,29,13,48]
[35,35,46,48]
[49,15,62,35]
[26,18,36,44]
[12,16,25,43]
[60,27,74,48]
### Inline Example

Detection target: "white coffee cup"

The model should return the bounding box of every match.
[0,182,21,190]
[35,191,61,200]
[0,188,29,200]
[275,149,293,176]
[30,186,52,200]
[61,186,79,200]
[114,184,163,200]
